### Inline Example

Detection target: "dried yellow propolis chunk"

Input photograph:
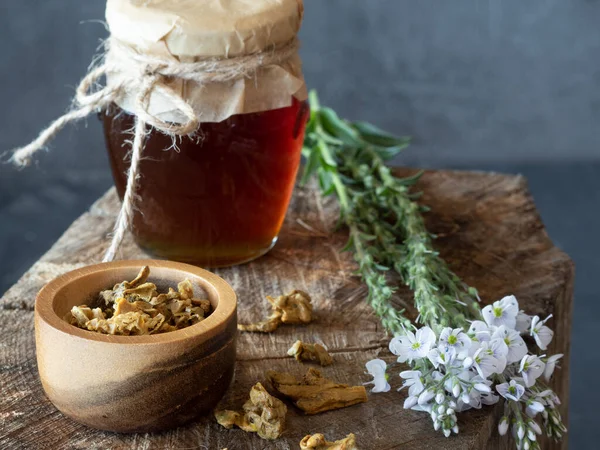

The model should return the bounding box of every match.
[238,289,313,333]
[288,340,333,366]
[300,433,358,450]
[66,266,212,336]
[215,382,287,440]
[267,368,367,415]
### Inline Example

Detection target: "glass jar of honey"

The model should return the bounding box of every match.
[103,99,308,266]
[102,0,307,267]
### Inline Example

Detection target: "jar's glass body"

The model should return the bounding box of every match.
[102,98,309,267]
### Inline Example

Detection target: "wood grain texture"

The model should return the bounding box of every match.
[0,169,573,449]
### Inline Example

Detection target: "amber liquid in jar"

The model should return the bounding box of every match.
[103,99,309,267]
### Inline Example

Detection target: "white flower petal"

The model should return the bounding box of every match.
[489,337,509,359]
[400,370,425,397]
[457,332,473,351]
[481,391,500,405]
[469,320,491,339]
[474,383,492,393]
[515,311,532,333]
[495,382,509,398]
[389,336,413,362]
[439,327,452,343]
[416,327,437,352]
[400,370,421,379]
[427,348,441,368]
[482,305,496,328]
[526,401,545,418]
[407,380,425,397]
[404,395,418,409]
[366,359,387,375]
[371,380,391,393]
[533,325,553,350]
[499,295,519,312]
[530,420,542,435]
[498,417,509,436]
[418,389,435,405]
[411,403,432,413]
[461,392,471,405]
[543,354,563,381]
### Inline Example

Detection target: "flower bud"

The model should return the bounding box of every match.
[418,390,435,405]
[463,357,473,369]
[474,383,491,393]
[529,401,544,413]
[434,420,441,431]
[446,408,455,416]
[452,425,459,434]
[400,370,420,379]
[529,420,542,435]
[443,428,451,438]
[452,381,461,398]
[517,425,525,440]
[438,405,446,415]
[498,417,509,436]
[436,392,445,404]
[404,396,418,409]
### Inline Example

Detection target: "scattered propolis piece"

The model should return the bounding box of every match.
[215,382,287,440]
[237,310,283,333]
[300,433,358,450]
[270,290,313,324]
[238,289,313,333]
[288,340,333,366]
[267,368,367,415]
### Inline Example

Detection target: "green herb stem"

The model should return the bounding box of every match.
[302,90,480,334]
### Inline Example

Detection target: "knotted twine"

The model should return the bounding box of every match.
[10,37,300,262]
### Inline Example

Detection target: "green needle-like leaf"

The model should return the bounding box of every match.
[302,90,480,334]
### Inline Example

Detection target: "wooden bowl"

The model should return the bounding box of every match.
[34,260,237,433]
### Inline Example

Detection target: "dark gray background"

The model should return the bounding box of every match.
[0,1,598,448]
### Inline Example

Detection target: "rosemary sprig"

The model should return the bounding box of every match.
[302,91,480,333]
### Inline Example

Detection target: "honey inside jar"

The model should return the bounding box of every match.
[103,99,309,267]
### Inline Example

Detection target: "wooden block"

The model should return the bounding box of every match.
[0,169,573,449]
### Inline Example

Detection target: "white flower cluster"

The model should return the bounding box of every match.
[365,295,566,449]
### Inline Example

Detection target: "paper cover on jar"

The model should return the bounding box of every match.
[105,0,307,124]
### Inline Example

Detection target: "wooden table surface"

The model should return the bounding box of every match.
[0,169,573,450]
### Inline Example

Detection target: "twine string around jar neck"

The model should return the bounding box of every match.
[8,36,300,262]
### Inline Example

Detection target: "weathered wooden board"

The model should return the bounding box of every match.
[0,169,573,449]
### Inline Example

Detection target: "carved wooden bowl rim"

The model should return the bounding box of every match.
[35,259,237,345]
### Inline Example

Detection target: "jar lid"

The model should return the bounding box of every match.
[106,0,304,58]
